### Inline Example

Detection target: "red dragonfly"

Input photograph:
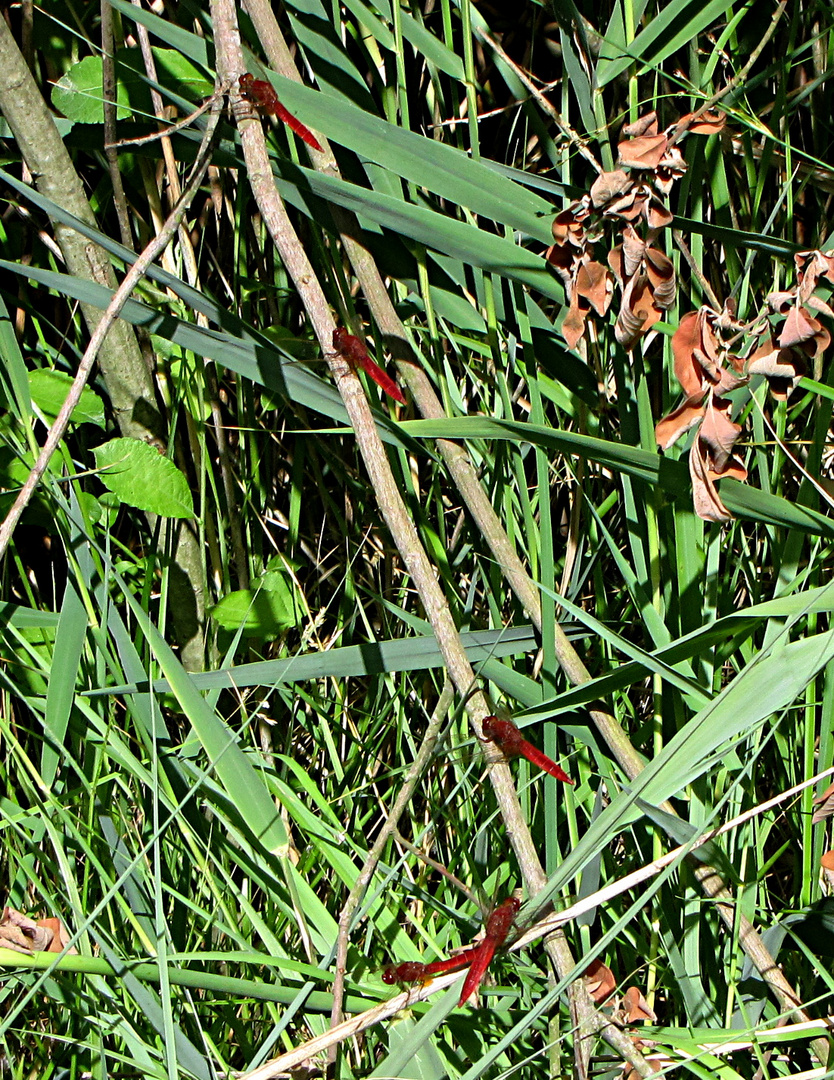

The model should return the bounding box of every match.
[332,327,406,405]
[239,73,322,152]
[383,897,521,1006]
[458,897,520,1006]
[482,716,573,785]
[382,946,482,986]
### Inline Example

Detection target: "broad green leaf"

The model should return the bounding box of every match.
[28,369,105,428]
[51,56,131,123]
[85,625,538,697]
[93,438,194,519]
[210,578,301,638]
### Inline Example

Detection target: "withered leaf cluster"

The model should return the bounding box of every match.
[752,249,834,397]
[655,305,748,523]
[546,110,725,350]
[655,249,834,522]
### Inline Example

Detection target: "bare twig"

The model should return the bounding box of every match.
[104,94,222,149]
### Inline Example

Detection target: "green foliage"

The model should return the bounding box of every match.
[1,0,834,1078]
[93,438,195,518]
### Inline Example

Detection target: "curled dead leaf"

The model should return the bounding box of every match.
[645,247,676,308]
[746,336,805,389]
[689,437,733,523]
[622,112,658,138]
[645,198,673,230]
[680,110,726,134]
[654,146,687,195]
[700,395,742,474]
[551,207,586,247]
[575,260,613,316]
[814,781,834,824]
[806,294,834,320]
[38,916,74,953]
[545,242,577,291]
[655,396,706,450]
[604,185,646,222]
[0,907,61,954]
[615,274,662,348]
[562,293,589,350]
[822,851,834,891]
[623,986,657,1024]
[590,169,633,210]
[767,290,796,314]
[672,312,706,396]
[583,958,616,1003]
[780,305,823,349]
[796,249,834,303]
[617,133,669,169]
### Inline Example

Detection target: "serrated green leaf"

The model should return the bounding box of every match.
[93,438,194,519]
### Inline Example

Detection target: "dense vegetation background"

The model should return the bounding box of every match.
[0,0,834,1076]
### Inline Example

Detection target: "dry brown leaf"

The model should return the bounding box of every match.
[822,851,834,890]
[622,112,658,138]
[0,907,52,954]
[700,396,741,473]
[654,146,688,195]
[780,305,822,349]
[605,186,646,221]
[672,312,705,397]
[644,195,674,230]
[806,294,834,320]
[813,781,834,824]
[655,397,705,450]
[617,133,668,169]
[590,169,633,209]
[747,339,804,383]
[37,916,74,954]
[796,249,834,303]
[712,366,747,395]
[583,958,616,1003]
[767,290,796,314]
[681,110,726,134]
[562,293,589,350]
[712,455,747,481]
[615,274,662,348]
[689,437,733,522]
[623,986,657,1024]
[545,242,577,291]
[551,207,586,247]
[622,226,646,278]
[575,260,613,316]
[645,247,676,308]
